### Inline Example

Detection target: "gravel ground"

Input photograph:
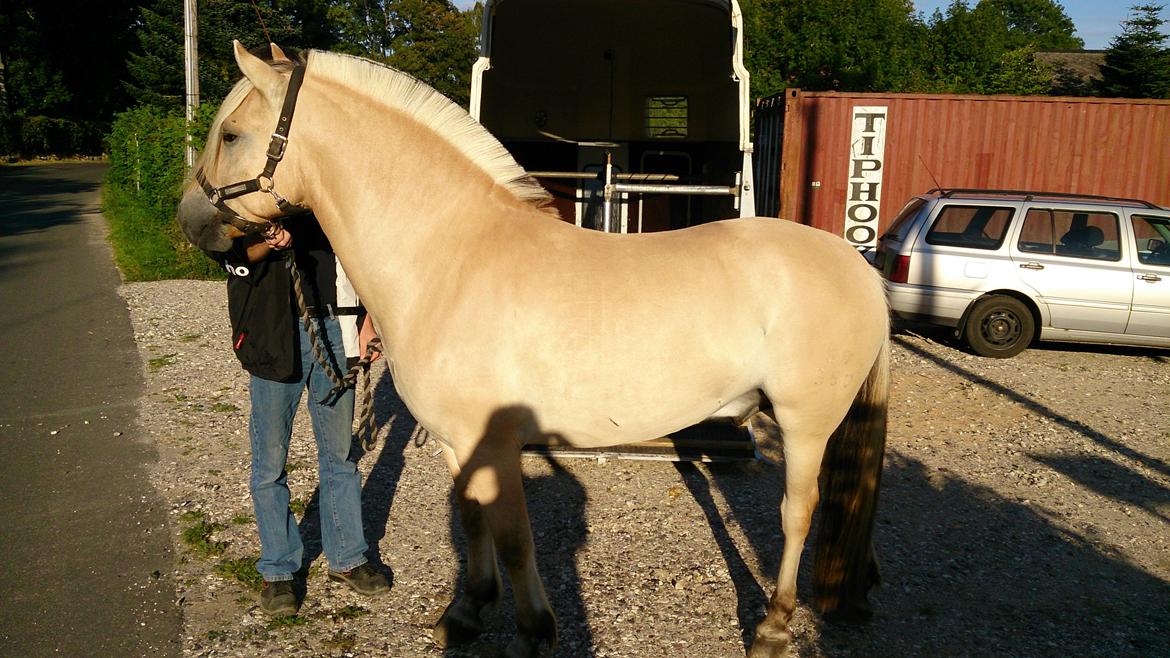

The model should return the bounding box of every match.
[121,279,1170,658]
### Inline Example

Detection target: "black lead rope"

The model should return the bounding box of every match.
[286,251,383,451]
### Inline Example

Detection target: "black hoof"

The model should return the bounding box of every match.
[432,599,485,649]
[505,634,554,658]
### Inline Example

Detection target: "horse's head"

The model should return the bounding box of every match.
[178,42,308,252]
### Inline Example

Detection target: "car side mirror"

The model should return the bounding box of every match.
[1149,238,1165,251]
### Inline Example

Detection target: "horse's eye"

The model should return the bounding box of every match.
[223,132,239,144]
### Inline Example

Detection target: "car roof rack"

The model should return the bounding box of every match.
[926,188,1161,210]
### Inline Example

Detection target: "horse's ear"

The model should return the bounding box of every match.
[269,43,291,64]
[233,40,285,103]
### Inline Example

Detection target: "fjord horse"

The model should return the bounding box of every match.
[178,43,890,657]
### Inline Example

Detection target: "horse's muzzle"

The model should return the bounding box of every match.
[178,184,236,253]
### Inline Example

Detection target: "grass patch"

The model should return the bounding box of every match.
[214,557,264,592]
[103,184,224,282]
[230,514,253,526]
[324,605,370,623]
[181,515,228,559]
[210,402,239,413]
[289,497,308,516]
[148,353,178,371]
[266,615,311,630]
[179,333,202,342]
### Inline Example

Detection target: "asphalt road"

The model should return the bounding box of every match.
[0,163,180,656]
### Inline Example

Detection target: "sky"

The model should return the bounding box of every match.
[912,1,1170,50]
[454,2,1169,52]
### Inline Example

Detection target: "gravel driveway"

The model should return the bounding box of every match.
[121,279,1170,657]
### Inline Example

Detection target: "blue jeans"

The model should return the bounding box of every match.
[249,316,368,581]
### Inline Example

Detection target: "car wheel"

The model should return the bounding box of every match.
[963,295,1035,358]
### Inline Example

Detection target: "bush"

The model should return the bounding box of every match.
[103,103,222,281]
[1,115,105,158]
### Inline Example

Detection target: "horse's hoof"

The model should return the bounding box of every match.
[747,631,792,658]
[504,634,553,658]
[432,600,484,649]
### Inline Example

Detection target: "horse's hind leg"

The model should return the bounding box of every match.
[433,447,503,648]
[749,412,833,658]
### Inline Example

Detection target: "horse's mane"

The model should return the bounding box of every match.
[197,50,552,210]
[306,50,552,208]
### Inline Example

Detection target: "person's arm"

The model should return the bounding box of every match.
[243,227,293,263]
[358,313,381,363]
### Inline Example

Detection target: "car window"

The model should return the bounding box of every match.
[1018,209,1122,261]
[883,198,927,241]
[1133,215,1170,266]
[924,205,1013,250]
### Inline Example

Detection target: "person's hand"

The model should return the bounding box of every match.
[359,315,382,363]
[264,227,292,250]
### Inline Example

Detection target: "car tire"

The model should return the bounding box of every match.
[963,295,1035,358]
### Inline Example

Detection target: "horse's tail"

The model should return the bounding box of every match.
[811,337,889,619]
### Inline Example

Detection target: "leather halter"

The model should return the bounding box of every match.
[195,64,307,235]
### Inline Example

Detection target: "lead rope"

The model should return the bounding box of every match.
[286,252,382,451]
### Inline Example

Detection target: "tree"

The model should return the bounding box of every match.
[982,0,1083,50]
[328,0,477,106]
[126,0,303,110]
[0,0,138,120]
[985,45,1054,94]
[743,0,930,99]
[384,0,478,105]
[1097,4,1170,98]
[922,1,1010,93]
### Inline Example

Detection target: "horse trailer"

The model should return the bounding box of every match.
[470,0,755,234]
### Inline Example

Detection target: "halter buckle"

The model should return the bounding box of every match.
[266,133,288,161]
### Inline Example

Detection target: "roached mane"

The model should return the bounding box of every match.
[305,50,552,208]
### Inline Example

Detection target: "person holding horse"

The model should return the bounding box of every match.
[206,213,388,616]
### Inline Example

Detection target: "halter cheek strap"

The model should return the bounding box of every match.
[196,64,308,235]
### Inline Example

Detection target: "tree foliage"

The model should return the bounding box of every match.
[1097,4,1170,98]
[744,0,931,99]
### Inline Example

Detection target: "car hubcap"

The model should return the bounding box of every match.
[983,310,1020,346]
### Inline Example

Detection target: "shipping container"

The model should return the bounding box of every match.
[755,89,1170,256]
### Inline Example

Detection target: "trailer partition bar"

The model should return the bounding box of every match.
[528,171,682,182]
[609,183,738,196]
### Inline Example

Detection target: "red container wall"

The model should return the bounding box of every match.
[776,89,1170,240]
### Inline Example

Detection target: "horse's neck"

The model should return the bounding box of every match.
[292,85,527,346]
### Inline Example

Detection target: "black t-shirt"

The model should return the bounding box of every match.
[206,215,348,382]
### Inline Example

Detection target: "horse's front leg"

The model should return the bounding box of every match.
[436,409,557,657]
[433,448,503,648]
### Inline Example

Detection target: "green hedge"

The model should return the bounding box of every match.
[1,115,106,158]
[103,104,223,281]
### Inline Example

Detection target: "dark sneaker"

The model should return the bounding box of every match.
[260,580,299,616]
[328,562,390,596]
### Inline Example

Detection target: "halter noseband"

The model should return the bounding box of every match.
[196,63,308,235]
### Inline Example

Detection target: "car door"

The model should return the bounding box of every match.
[1126,213,1170,338]
[1010,206,1133,333]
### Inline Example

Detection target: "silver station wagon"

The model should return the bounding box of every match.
[875,189,1170,357]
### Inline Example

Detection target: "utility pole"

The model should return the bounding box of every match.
[183,0,199,169]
